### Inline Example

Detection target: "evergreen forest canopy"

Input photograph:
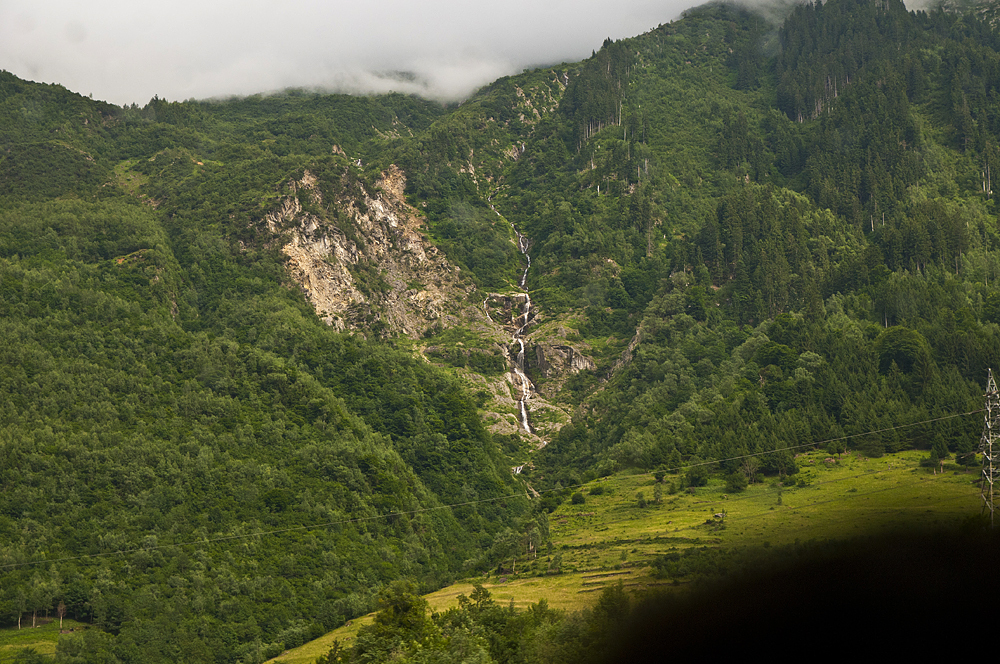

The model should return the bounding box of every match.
[2,0,1000,660]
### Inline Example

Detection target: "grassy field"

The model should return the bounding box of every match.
[544,448,977,572]
[0,619,88,663]
[270,448,980,663]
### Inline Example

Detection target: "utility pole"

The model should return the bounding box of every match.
[980,369,1000,527]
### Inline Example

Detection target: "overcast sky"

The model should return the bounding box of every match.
[0,0,710,106]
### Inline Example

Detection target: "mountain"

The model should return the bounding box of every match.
[2,0,1000,660]
[0,76,538,660]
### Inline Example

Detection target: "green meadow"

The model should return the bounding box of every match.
[546,449,977,570]
[269,448,980,663]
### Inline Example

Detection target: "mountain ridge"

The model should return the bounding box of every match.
[3,0,1000,659]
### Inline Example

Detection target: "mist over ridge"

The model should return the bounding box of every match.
[3,0,954,106]
[1,0,691,106]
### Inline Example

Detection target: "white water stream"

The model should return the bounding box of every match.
[484,198,535,434]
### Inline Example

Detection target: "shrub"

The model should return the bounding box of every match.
[725,471,748,493]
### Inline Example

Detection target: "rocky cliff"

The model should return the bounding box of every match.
[265,165,476,337]
[263,161,597,446]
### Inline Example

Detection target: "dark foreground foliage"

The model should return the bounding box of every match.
[320,525,997,663]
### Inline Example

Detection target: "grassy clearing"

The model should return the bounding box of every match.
[0,620,87,662]
[545,449,977,574]
[272,448,979,663]
[112,160,150,199]
[419,323,498,350]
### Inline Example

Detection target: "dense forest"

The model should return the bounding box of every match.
[0,72,539,661]
[528,0,1000,494]
[3,0,1000,660]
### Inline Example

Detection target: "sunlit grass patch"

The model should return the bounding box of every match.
[547,449,978,573]
[0,619,88,662]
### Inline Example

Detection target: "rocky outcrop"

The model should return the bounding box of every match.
[608,327,643,377]
[265,165,475,337]
[528,342,596,401]
[482,292,533,330]
[534,344,596,378]
[262,162,588,446]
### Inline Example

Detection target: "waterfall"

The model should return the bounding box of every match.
[484,197,536,434]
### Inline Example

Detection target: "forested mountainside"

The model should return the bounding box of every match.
[0,76,538,661]
[3,0,1000,660]
[530,0,1000,492]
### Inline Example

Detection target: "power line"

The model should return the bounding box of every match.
[679,409,981,472]
[0,410,982,571]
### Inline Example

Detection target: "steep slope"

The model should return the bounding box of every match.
[525,0,997,490]
[263,165,472,336]
[0,73,540,661]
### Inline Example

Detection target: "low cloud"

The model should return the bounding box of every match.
[1,0,691,106]
[5,1,934,106]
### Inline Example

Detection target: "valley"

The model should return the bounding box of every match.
[4,0,1000,660]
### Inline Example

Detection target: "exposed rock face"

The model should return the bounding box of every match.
[262,162,588,446]
[608,327,643,377]
[265,165,475,337]
[482,292,533,330]
[534,344,596,378]
[529,342,596,401]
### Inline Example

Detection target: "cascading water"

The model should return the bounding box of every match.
[483,197,536,434]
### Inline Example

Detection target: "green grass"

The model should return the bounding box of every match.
[272,448,979,663]
[267,571,650,664]
[0,619,88,662]
[545,449,977,574]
